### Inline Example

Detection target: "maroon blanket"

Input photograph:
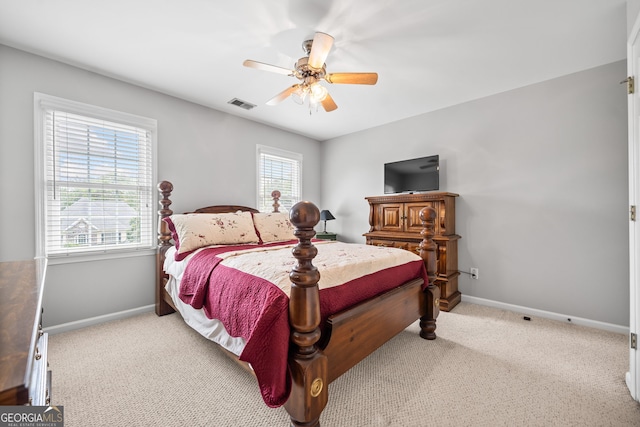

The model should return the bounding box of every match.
[178,241,427,407]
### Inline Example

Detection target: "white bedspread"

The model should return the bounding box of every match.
[164,246,246,356]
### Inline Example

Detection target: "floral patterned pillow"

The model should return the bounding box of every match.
[252,212,297,243]
[164,211,259,260]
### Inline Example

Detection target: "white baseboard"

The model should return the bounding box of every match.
[461,295,629,335]
[44,298,629,336]
[44,304,155,335]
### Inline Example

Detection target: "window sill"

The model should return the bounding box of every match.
[46,248,156,265]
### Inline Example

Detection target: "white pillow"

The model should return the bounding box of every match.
[252,212,297,243]
[164,211,259,260]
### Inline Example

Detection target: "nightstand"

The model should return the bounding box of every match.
[316,232,337,241]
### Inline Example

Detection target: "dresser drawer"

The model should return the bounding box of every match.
[29,332,51,406]
[368,238,409,250]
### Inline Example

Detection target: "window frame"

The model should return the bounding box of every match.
[34,93,158,264]
[256,144,303,213]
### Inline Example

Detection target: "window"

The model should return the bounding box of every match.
[34,93,157,260]
[257,145,302,212]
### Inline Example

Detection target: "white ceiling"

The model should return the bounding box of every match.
[0,0,627,141]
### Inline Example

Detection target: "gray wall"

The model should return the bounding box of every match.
[0,42,629,328]
[630,0,640,38]
[0,44,321,327]
[321,60,629,326]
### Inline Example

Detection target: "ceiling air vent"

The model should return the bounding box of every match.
[228,98,256,110]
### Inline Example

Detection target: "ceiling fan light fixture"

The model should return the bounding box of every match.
[309,83,328,103]
[291,85,308,105]
[244,32,378,113]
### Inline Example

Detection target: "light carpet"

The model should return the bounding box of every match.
[48,302,640,426]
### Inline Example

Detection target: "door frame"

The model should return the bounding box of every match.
[626,11,640,402]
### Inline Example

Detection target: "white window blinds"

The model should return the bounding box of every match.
[257,145,302,212]
[35,94,156,258]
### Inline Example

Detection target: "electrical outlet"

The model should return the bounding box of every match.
[470,268,479,280]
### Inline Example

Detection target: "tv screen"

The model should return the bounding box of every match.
[384,155,439,194]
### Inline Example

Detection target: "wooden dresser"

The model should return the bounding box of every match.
[363,193,461,311]
[0,259,51,405]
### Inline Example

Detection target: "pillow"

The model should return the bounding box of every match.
[252,212,297,243]
[164,211,259,260]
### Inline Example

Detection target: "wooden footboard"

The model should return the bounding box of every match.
[284,201,438,427]
[321,278,425,383]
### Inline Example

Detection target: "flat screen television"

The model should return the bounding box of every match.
[384,155,439,194]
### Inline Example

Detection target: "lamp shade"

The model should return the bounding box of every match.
[320,210,335,221]
[319,210,335,233]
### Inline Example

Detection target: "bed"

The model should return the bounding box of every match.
[155,180,440,427]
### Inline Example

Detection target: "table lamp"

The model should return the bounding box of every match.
[319,210,335,233]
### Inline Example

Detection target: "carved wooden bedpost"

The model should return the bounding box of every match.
[272,190,281,213]
[156,180,175,316]
[285,201,328,427]
[418,206,440,340]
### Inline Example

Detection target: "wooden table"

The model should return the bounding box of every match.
[0,259,49,405]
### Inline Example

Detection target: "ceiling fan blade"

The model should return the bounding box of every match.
[243,60,294,76]
[308,32,334,69]
[321,93,338,112]
[266,85,300,105]
[325,72,378,85]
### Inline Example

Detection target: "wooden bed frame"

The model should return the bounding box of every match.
[155,181,440,427]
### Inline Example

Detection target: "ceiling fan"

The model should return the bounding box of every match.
[243,32,378,112]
